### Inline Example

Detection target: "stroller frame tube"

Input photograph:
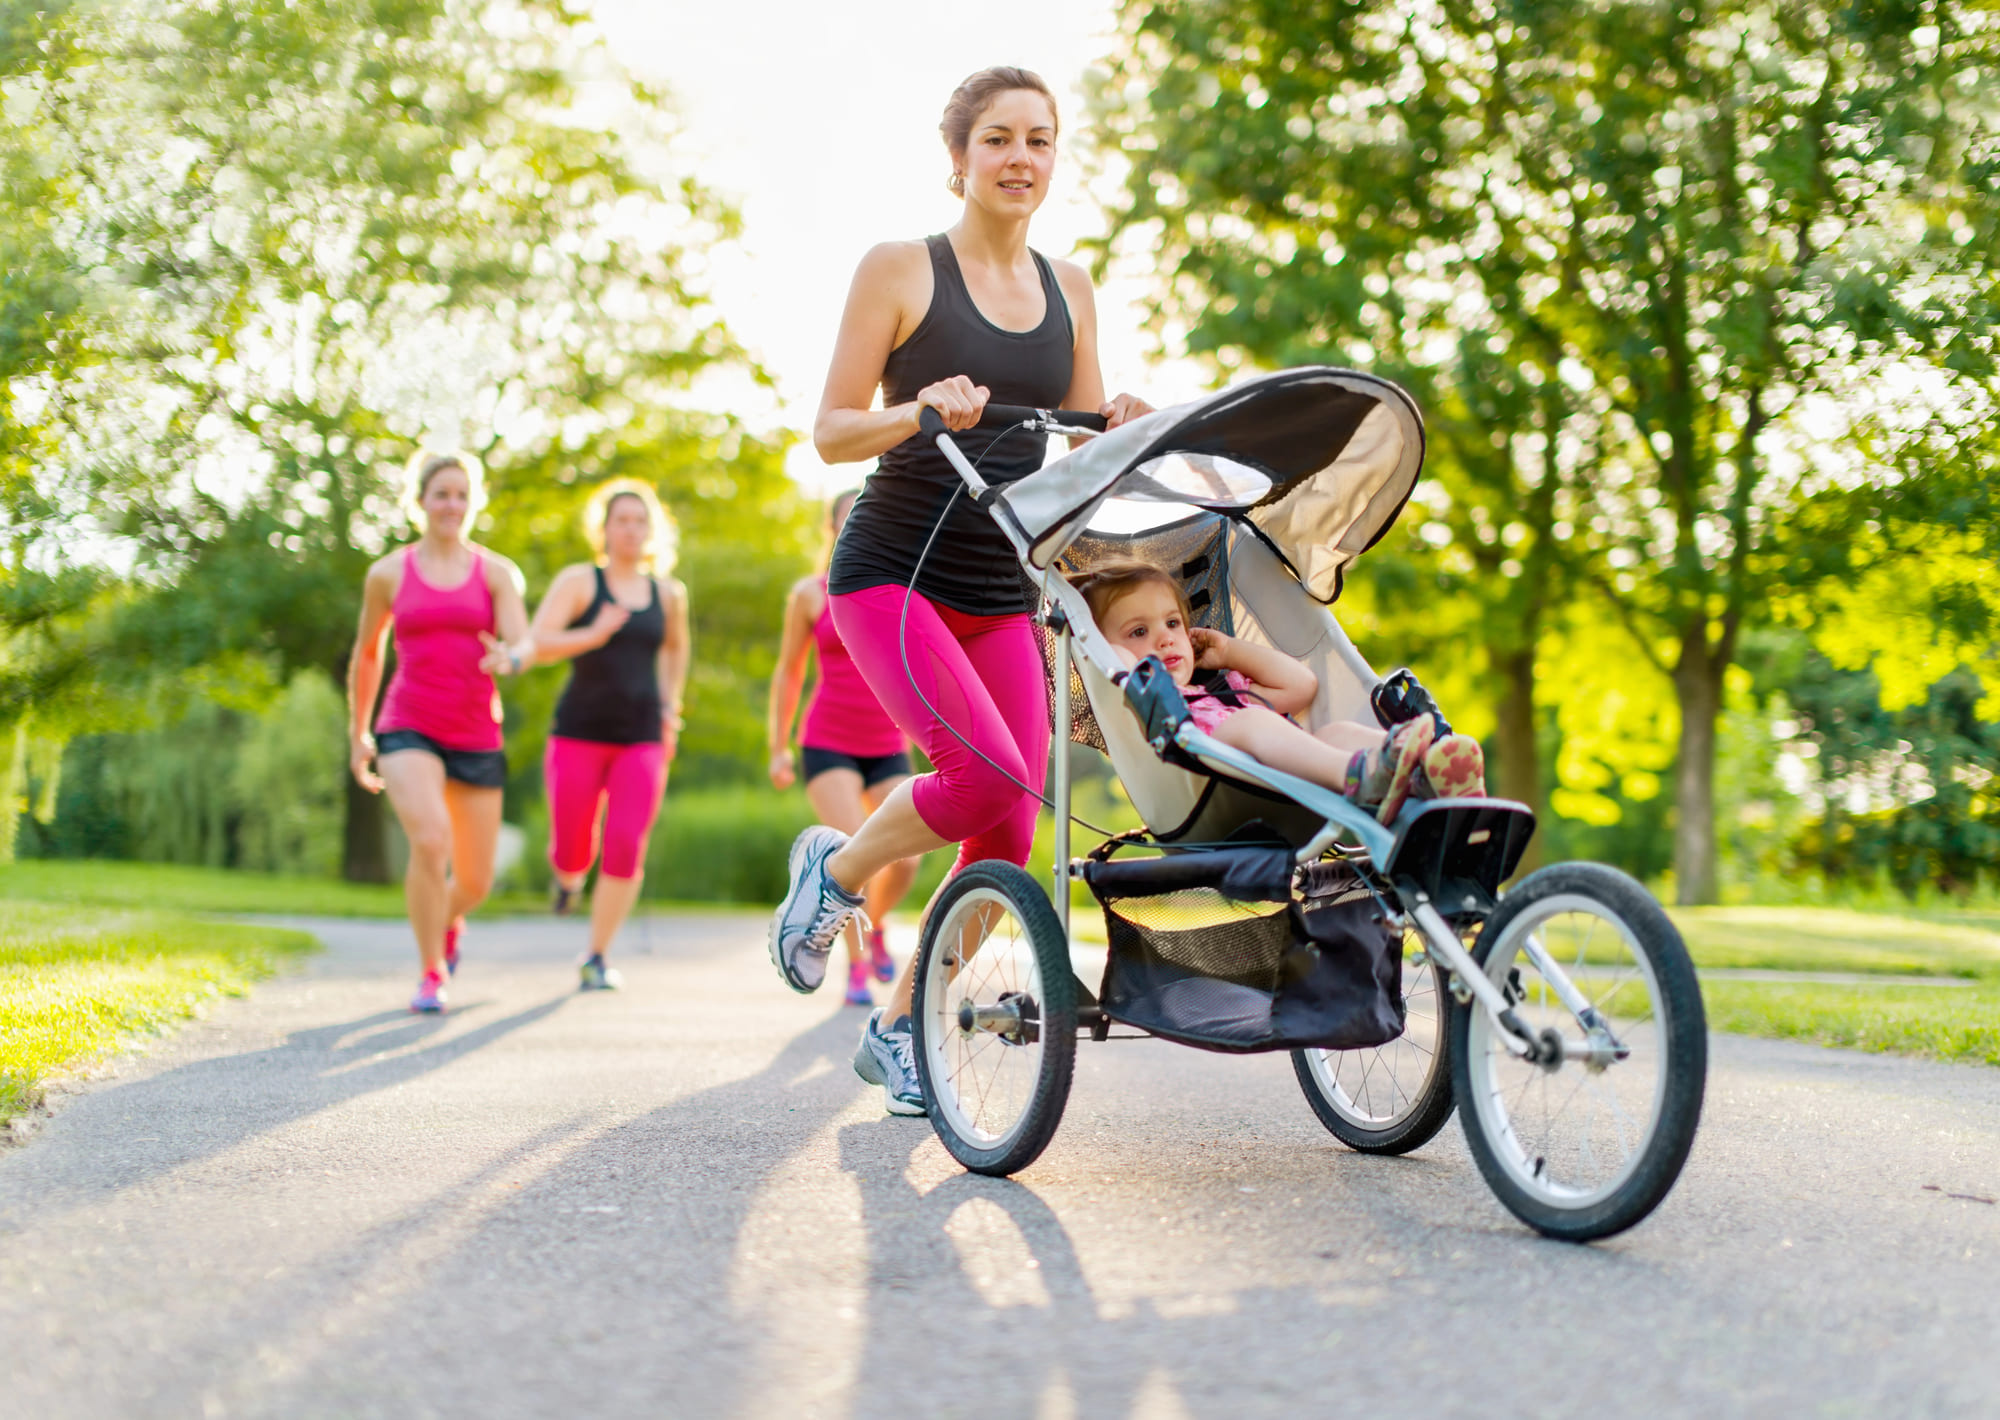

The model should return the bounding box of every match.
[1051,618,1072,941]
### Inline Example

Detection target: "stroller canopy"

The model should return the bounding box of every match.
[999,366,1424,602]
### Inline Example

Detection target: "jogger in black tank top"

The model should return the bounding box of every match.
[767,66,1154,1117]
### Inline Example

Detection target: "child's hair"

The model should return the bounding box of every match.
[582,477,678,576]
[401,449,486,531]
[1065,557,1192,629]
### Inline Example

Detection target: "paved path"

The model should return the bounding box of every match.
[4,913,1999,1419]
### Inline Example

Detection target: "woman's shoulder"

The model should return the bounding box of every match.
[786,572,826,605]
[364,546,410,588]
[852,238,935,294]
[657,573,689,607]
[466,542,527,592]
[1046,256,1097,309]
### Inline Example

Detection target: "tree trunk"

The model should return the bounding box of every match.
[1671,636,1724,906]
[1491,643,1543,875]
[342,775,390,883]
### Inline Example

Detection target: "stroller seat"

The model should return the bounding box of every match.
[1055,514,1382,848]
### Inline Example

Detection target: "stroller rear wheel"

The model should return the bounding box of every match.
[912,861,1077,1177]
[1448,862,1707,1241]
[1292,930,1454,1154]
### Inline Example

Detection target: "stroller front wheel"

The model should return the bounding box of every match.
[1448,861,1707,1241]
[912,861,1078,1177]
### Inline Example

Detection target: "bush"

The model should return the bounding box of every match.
[643,786,818,903]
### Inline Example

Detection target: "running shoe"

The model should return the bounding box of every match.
[443,918,464,976]
[844,958,873,1007]
[852,1009,925,1116]
[578,954,623,991]
[552,884,576,917]
[410,969,448,1014]
[867,926,894,983]
[767,825,866,994]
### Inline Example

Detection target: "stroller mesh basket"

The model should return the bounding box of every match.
[1082,845,1404,1054]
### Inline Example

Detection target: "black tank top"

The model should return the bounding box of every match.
[828,234,1075,616]
[551,567,666,744]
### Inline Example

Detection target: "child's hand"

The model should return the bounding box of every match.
[1190,627,1231,671]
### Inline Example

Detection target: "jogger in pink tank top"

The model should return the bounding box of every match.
[348,450,533,1014]
[767,491,920,1008]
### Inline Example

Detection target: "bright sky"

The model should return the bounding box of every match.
[587,0,1197,496]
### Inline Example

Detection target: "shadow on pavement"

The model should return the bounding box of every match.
[0,992,573,1217]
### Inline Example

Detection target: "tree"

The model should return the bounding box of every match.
[13,0,761,877]
[1090,0,2000,900]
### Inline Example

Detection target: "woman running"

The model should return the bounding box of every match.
[349,450,533,1014]
[767,490,920,1008]
[768,66,1151,1115]
[491,478,689,991]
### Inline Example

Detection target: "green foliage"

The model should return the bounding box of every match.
[1091,0,2000,901]
[0,902,317,1121]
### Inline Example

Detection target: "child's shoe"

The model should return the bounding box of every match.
[1421,734,1486,799]
[1344,717,1436,825]
[867,926,894,983]
[844,957,874,1007]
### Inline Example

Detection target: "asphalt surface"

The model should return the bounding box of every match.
[4,912,1999,1419]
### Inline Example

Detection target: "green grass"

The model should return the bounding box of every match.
[1699,980,2000,1067]
[0,902,317,1122]
[1667,906,2000,979]
[0,860,561,919]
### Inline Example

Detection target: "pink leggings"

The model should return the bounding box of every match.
[829,584,1049,873]
[544,736,668,880]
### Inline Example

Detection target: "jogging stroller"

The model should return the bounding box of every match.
[910,367,1707,1242]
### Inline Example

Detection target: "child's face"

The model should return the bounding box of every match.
[1103,581,1195,685]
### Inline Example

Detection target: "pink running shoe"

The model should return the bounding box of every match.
[844,957,874,1007]
[867,926,894,983]
[443,918,465,976]
[410,968,448,1014]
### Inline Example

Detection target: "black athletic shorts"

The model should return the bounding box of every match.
[376,729,509,788]
[799,746,912,789]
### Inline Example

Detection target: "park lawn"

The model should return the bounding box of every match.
[0,860,553,918]
[1666,906,2000,979]
[0,902,317,1123]
[1698,979,2000,1067]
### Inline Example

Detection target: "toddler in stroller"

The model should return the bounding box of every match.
[1068,557,1485,824]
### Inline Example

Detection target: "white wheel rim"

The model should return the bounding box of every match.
[922,887,1048,1152]
[1303,933,1443,1129]
[1466,893,1670,1209]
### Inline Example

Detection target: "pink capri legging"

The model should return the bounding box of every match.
[828,584,1050,873]
[544,736,668,880]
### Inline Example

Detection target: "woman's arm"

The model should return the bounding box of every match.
[814,242,990,464]
[475,552,547,676]
[1191,628,1318,716]
[346,558,399,792]
[1051,259,1153,436]
[482,564,620,675]
[765,578,820,790]
[657,576,691,762]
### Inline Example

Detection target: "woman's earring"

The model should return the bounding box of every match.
[948,171,965,196]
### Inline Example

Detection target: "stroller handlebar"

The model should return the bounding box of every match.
[918,404,1110,440]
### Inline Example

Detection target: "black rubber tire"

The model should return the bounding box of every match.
[911,861,1078,1177]
[1448,861,1707,1242]
[1292,952,1456,1155]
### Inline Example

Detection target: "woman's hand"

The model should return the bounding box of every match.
[915,375,989,431]
[1101,392,1154,429]
[589,600,631,645]
[477,631,528,676]
[768,746,795,790]
[350,735,383,794]
[1190,626,1233,672]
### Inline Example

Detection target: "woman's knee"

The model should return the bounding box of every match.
[927,745,1032,835]
[405,822,453,872]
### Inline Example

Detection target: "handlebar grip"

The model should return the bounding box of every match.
[981,404,1109,432]
[917,403,1111,439]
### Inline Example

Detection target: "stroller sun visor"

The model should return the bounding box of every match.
[999,366,1425,603]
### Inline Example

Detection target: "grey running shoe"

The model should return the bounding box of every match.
[853,1009,926,1116]
[578,954,622,991]
[768,825,865,994]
